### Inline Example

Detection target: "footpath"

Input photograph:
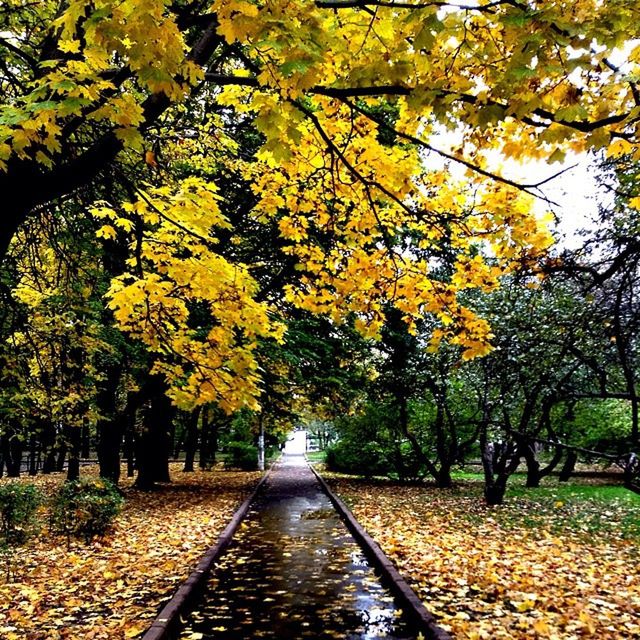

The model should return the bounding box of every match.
[176,454,417,640]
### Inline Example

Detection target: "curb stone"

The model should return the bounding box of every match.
[308,462,452,640]
[141,462,277,640]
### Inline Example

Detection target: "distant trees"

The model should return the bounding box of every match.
[324,212,640,503]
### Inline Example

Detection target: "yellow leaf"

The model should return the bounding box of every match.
[145,150,158,168]
[124,622,147,638]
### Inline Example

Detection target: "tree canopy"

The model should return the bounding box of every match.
[1,0,640,492]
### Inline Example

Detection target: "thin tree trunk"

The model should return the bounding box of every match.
[199,406,210,470]
[26,434,37,476]
[258,413,265,472]
[56,440,68,473]
[66,427,81,481]
[81,419,91,459]
[558,450,578,482]
[183,407,201,473]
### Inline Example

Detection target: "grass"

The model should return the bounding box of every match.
[304,450,326,463]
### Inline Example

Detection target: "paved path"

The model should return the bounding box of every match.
[178,454,416,640]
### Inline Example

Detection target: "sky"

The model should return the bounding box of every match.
[423,136,602,250]
[512,154,601,249]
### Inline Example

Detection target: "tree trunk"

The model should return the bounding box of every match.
[26,433,37,476]
[435,464,453,488]
[134,375,174,489]
[538,446,564,482]
[81,419,91,459]
[169,420,177,460]
[258,413,265,472]
[125,427,135,478]
[56,440,68,473]
[523,443,541,488]
[481,436,521,506]
[97,420,123,483]
[484,481,508,506]
[558,450,578,482]
[42,444,57,474]
[66,427,81,481]
[622,452,639,488]
[396,394,440,482]
[183,407,201,473]
[2,432,23,477]
[96,365,124,483]
[199,406,211,470]
[40,418,58,474]
[210,415,218,466]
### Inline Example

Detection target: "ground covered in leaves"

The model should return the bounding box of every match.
[328,473,640,640]
[0,464,261,640]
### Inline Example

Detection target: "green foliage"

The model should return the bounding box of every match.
[0,482,40,545]
[554,399,632,452]
[325,439,388,477]
[51,478,123,543]
[225,441,259,471]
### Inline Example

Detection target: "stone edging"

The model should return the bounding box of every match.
[308,463,452,640]
[141,463,276,640]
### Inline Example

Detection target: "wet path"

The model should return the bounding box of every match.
[177,455,416,640]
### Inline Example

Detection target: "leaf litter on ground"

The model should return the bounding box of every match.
[327,473,640,640]
[0,464,261,640]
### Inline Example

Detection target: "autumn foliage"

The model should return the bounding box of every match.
[1,2,640,638]
[2,0,638,408]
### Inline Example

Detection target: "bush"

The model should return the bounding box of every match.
[392,441,425,482]
[225,441,258,470]
[0,483,40,545]
[52,478,123,544]
[325,440,389,477]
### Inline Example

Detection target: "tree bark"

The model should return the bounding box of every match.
[134,374,174,489]
[55,440,68,473]
[81,419,91,459]
[523,442,541,488]
[66,426,81,481]
[27,433,37,476]
[96,364,124,483]
[183,407,201,472]
[2,431,22,477]
[199,406,211,470]
[558,449,578,482]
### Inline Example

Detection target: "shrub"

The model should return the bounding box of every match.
[225,441,258,470]
[0,483,40,545]
[52,478,123,544]
[325,439,389,477]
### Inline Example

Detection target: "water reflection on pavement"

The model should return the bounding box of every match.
[178,454,415,640]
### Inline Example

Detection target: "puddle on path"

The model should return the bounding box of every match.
[177,455,416,640]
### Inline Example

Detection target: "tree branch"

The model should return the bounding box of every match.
[204,73,636,136]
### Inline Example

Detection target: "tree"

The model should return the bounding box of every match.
[2,0,640,486]
[2,0,633,352]
[452,271,606,502]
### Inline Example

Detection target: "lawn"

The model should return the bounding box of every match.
[304,451,327,463]
[327,473,640,639]
[0,464,261,640]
